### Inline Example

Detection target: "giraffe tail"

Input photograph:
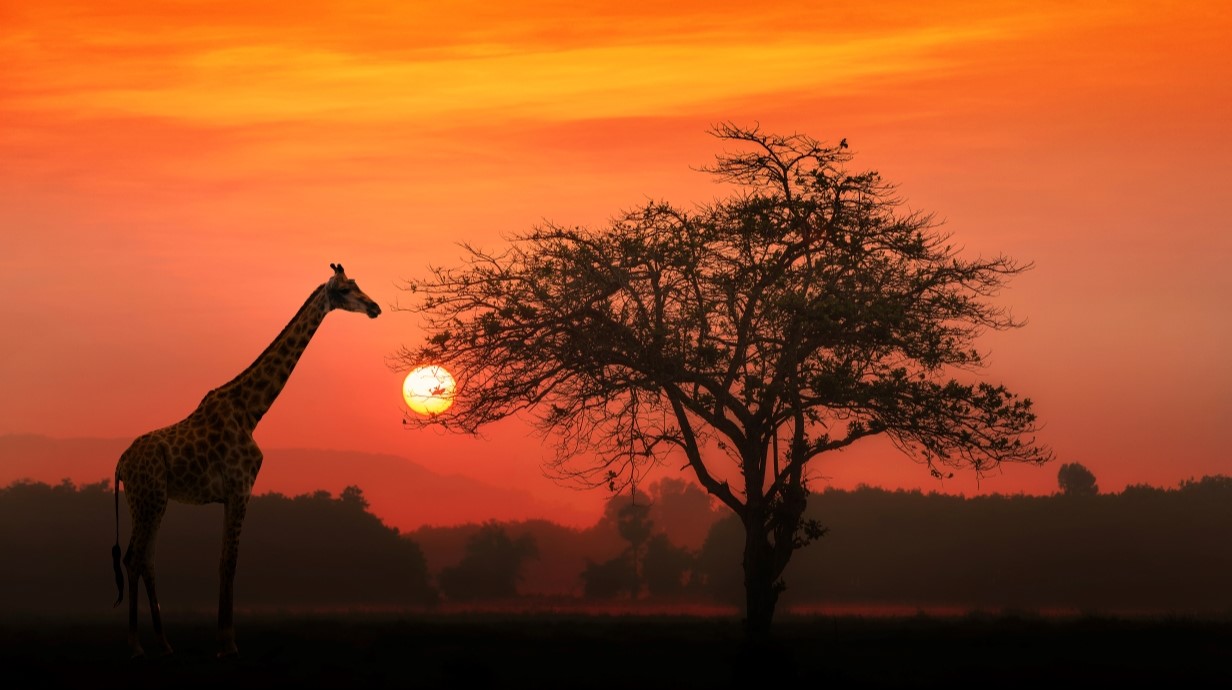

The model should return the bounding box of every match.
[112,468,124,607]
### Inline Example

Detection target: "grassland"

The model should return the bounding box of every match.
[2,611,1229,689]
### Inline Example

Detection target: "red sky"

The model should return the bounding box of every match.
[3,1,1229,526]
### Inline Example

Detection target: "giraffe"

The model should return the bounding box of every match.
[110,263,381,659]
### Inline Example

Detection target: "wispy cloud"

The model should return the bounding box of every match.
[5,1,1095,127]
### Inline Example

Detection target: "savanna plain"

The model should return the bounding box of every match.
[4,609,1230,689]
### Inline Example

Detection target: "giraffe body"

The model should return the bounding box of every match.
[112,263,380,658]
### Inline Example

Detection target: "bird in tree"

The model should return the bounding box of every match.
[394,122,1052,638]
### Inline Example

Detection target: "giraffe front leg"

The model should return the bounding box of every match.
[217,498,248,659]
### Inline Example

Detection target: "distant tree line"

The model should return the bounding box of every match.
[0,479,436,615]
[1,469,1229,616]
[407,477,722,600]
[699,475,1232,613]
[413,470,1232,614]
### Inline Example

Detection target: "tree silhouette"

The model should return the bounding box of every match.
[647,477,720,549]
[615,502,652,597]
[642,534,695,597]
[396,123,1052,636]
[581,499,654,599]
[339,484,370,510]
[1057,462,1099,496]
[580,553,638,599]
[595,479,720,551]
[583,487,704,599]
[438,521,538,601]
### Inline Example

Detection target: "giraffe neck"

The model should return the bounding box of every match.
[213,283,332,429]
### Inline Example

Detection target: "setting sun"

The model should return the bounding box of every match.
[402,366,457,417]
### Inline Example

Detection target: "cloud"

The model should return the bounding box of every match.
[5,1,1084,128]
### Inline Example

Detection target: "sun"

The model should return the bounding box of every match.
[402,365,457,417]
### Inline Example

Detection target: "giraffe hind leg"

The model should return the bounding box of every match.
[123,546,144,659]
[123,494,170,658]
[143,560,174,655]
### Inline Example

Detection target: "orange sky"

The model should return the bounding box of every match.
[3,1,1229,527]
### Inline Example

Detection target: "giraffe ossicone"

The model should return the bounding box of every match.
[111,263,381,659]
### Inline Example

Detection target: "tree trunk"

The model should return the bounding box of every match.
[742,515,780,639]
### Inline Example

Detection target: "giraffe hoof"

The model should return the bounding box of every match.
[128,647,146,661]
[216,645,240,660]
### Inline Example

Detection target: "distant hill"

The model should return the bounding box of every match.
[0,434,592,531]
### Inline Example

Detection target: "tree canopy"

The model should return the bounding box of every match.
[1058,462,1099,496]
[395,123,1052,634]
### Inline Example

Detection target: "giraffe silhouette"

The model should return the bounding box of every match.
[111,263,381,659]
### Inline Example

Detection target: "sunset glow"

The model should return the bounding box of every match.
[2,0,1229,529]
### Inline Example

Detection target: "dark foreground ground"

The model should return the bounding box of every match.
[2,611,1230,689]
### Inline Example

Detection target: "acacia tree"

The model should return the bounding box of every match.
[395,124,1052,636]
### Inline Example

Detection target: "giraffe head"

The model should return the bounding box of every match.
[326,263,382,318]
